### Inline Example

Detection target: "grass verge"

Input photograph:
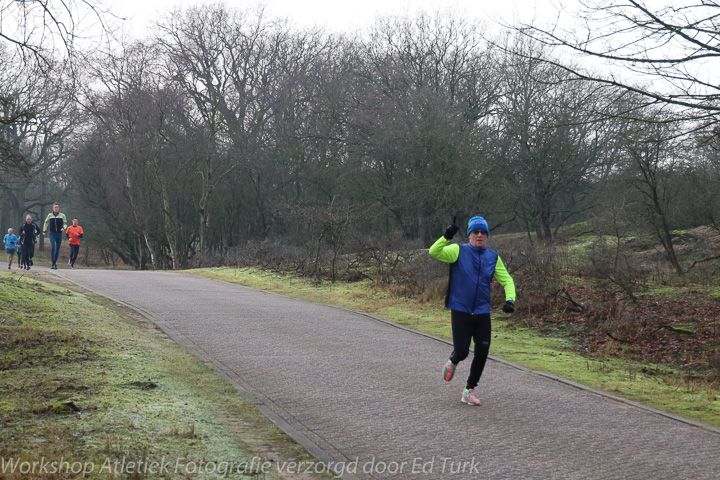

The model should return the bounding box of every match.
[0,270,333,480]
[189,266,720,429]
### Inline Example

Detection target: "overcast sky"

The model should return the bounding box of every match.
[111,0,561,38]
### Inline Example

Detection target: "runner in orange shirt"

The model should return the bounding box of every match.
[65,218,84,269]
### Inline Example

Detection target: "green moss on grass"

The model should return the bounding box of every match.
[0,271,332,479]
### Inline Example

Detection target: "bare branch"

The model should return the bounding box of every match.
[0,0,115,63]
[509,1,720,126]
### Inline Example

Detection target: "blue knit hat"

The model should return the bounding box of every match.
[467,216,489,236]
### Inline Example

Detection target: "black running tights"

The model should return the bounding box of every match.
[449,310,491,390]
[21,243,34,268]
[69,244,80,266]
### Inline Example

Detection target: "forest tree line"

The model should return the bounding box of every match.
[2,4,720,272]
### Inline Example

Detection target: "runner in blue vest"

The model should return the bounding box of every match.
[429,216,516,406]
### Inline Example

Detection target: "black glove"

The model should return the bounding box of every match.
[502,300,515,313]
[444,223,460,240]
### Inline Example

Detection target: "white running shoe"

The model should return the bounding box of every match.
[461,388,480,406]
[442,359,456,382]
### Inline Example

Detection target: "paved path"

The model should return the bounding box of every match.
[52,269,720,479]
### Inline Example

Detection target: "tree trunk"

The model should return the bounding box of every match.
[656,217,683,275]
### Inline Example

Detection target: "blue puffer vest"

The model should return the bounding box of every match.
[447,244,498,315]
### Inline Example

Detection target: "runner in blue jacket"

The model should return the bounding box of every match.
[4,228,19,269]
[429,216,516,406]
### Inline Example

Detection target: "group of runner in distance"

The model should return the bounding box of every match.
[3,203,84,271]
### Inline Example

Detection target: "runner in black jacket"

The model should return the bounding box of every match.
[18,215,41,270]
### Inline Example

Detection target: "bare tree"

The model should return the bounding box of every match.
[0,52,79,231]
[691,135,720,231]
[1,0,114,229]
[350,12,500,241]
[0,46,37,181]
[157,5,350,247]
[73,41,204,269]
[493,35,620,242]
[514,1,720,127]
[617,108,688,274]
[157,5,292,244]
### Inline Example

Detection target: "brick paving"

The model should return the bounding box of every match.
[56,269,720,479]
